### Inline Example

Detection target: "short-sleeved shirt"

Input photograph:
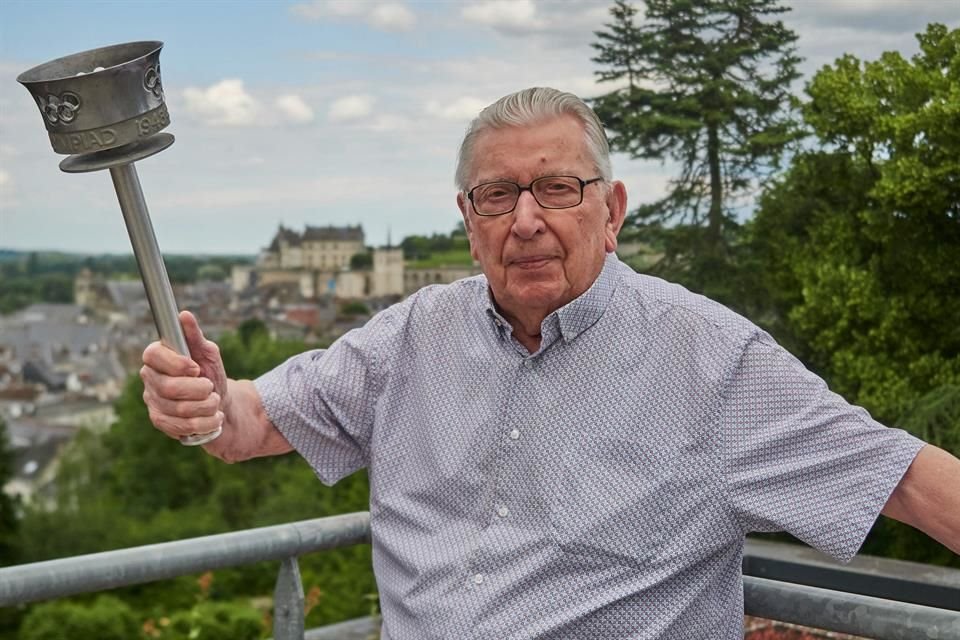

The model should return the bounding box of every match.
[255,253,924,639]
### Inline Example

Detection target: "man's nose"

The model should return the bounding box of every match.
[511,190,546,240]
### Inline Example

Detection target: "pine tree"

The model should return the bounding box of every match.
[592,0,802,284]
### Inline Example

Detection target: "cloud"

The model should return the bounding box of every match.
[328,94,375,121]
[788,1,959,34]
[460,0,609,42]
[425,97,487,121]
[274,94,315,124]
[370,3,416,31]
[182,79,260,127]
[365,114,412,132]
[0,168,16,210]
[290,1,416,32]
[461,0,542,33]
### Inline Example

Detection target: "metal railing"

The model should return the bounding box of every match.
[0,512,958,640]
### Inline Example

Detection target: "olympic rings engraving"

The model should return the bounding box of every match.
[144,65,163,99]
[36,92,81,125]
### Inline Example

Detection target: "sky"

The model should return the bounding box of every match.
[0,0,957,256]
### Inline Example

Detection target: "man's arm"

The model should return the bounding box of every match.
[881,444,960,555]
[141,310,293,463]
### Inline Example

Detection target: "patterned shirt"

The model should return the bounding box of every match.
[255,253,924,639]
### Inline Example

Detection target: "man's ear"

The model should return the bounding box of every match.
[457,192,480,262]
[604,180,627,253]
[457,192,470,230]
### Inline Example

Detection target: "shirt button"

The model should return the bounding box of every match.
[523,359,534,369]
[473,573,484,585]
[509,429,520,440]
[497,505,509,518]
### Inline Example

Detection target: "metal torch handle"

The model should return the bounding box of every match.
[109,163,222,446]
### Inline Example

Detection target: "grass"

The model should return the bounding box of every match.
[407,250,474,269]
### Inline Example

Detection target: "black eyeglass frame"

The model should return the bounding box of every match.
[466,175,604,217]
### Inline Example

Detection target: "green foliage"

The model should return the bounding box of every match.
[750,24,960,423]
[196,264,228,282]
[401,230,470,262]
[900,386,960,455]
[0,251,252,314]
[861,385,960,568]
[591,0,803,286]
[218,322,308,381]
[0,273,73,314]
[341,301,371,317]
[18,596,139,640]
[406,249,474,269]
[11,327,374,637]
[350,251,373,270]
[0,419,18,566]
[153,601,264,640]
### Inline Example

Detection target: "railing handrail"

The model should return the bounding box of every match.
[744,537,960,610]
[1,511,958,640]
[0,511,370,606]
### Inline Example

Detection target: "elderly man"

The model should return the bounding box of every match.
[142,87,960,639]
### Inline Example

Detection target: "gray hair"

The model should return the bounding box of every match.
[454,87,612,192]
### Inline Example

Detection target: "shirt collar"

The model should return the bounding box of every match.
[482,252,620,344]
[555,252,620,342]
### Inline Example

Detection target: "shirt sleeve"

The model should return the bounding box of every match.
[254,304,404,485]
[720,333,925,562]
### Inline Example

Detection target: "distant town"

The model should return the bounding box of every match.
[0,224,471,504]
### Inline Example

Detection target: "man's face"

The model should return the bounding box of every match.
[457,114,626,321]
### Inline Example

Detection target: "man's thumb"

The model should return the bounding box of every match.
[179,310,208,361]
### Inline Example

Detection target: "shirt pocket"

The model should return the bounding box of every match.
[548,432,675,567]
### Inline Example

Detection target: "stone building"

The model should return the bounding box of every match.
[249,225,408,301]
[259,225,365,271]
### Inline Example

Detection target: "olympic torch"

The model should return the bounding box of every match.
[17,41,220,445]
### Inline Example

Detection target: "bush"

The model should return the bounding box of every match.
[152,601,264,640]
[19,596,139,640]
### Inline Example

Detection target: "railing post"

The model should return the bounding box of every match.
[273,557,305,640]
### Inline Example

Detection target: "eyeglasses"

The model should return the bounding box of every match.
[466,175,604,216]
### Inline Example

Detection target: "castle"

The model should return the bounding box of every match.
[234,224,479,302]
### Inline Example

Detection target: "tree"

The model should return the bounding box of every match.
[0,418,18,566]
[12,326,378,635]
[750,24,960,424]
[350,250,373,270]
[591,0,802,293]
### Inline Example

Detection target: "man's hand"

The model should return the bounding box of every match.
[140,310,226,441]
[140,310,293,462]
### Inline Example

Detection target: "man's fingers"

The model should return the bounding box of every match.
[143,388,221,418]
[140,366,214,401]
[148,407,224,439]
[142,340,201,377]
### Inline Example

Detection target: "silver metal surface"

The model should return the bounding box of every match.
[274,557,306,640]
[18,41,218,445]
[109,162,221,446]
[17,41,168,155]
[60,132,175,173]
[0,512,372,606]
[110,163,187,354]
[744,537,960,610]
[744,576,960,640]
[0,511,957,638]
